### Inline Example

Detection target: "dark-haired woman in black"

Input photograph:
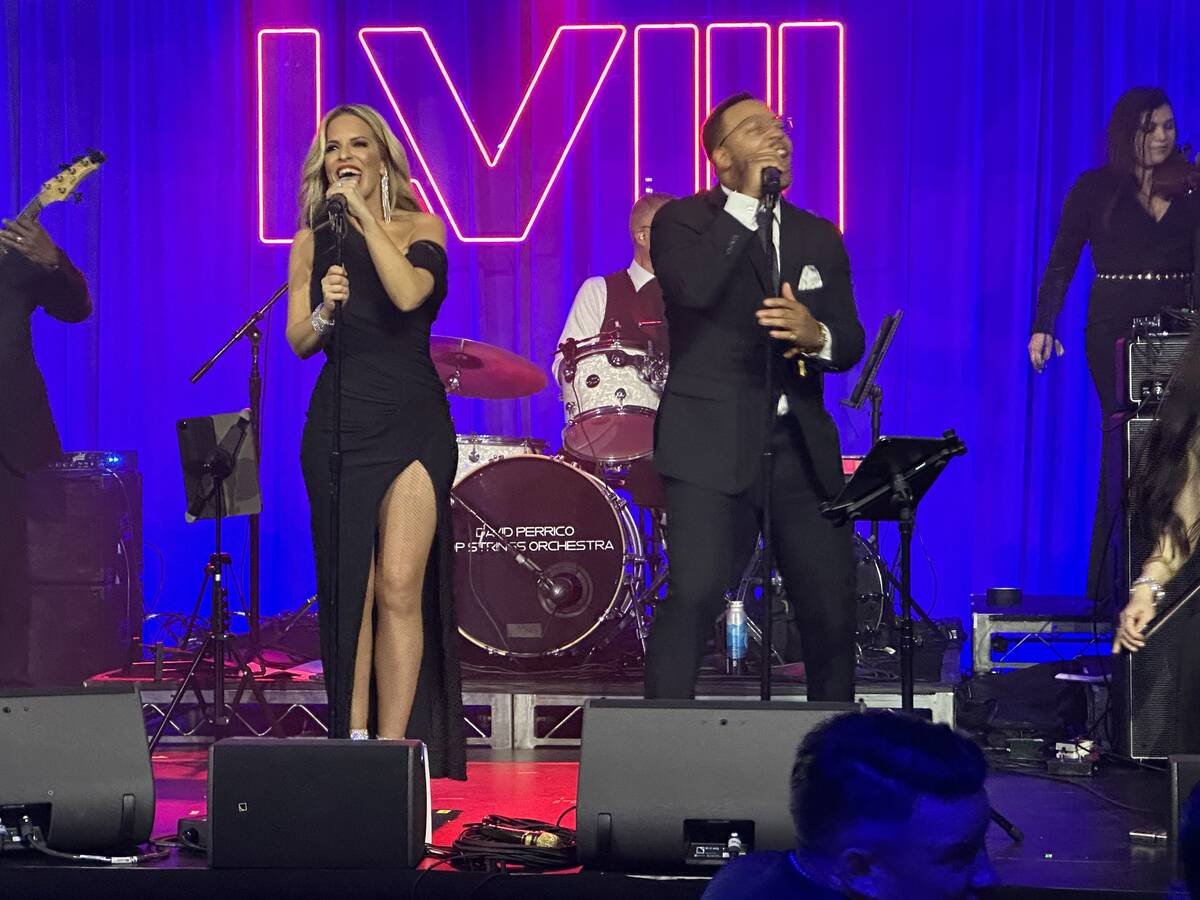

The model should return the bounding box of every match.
[1031,87,1200,607]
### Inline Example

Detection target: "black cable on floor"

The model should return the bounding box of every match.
[990,762,1157,814]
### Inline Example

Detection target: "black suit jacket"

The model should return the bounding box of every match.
[650,186,864,497]
[0,249,91,473]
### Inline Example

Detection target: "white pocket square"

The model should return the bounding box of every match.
[797,264,823,291]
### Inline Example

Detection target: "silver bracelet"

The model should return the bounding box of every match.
[310,304,335,335]
[1130,576,1167,606]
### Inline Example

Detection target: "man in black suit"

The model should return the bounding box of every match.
[0,216,92,683]
[646,92,865,701]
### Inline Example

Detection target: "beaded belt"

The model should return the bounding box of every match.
[1095,271,1192,282]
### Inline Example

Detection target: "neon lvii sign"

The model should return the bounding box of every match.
[257,21,844,244]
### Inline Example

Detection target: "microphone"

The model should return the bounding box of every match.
[325,194,348,219]
[761,166,782,211]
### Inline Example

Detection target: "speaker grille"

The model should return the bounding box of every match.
[1123,417,1194,758]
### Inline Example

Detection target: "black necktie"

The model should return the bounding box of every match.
[756,206,779,293]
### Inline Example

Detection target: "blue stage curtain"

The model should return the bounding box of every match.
[4,0,1200,629]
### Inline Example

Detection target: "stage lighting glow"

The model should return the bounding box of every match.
[358,25,626,243]
[256,28,321,245]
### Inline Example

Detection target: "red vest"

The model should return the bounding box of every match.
[601,270,668,354]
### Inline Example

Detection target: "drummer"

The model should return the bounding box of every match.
[553,192,675,381]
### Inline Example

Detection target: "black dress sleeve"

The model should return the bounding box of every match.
[36,248,92,323]
[406,239,448,314]
[1033,173,1095,336]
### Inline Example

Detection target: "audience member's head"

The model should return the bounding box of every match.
[791,711,996,899]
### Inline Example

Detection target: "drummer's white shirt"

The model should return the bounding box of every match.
[553,259,654,381]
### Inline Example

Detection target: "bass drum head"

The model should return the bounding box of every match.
[451,455,639,658]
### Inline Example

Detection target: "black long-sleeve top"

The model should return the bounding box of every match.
[0,247,92,472]
[1033,167,1200,335]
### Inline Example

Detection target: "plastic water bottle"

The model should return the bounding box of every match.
[726,597,747,674]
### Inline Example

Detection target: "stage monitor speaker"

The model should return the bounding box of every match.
[208,737,429,868]
[576,699,859,870]
[0,685,154,852]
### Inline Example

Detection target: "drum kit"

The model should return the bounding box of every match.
[432,329,892,669]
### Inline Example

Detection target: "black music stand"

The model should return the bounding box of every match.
[821,432,966,712]
[842,311,902,548]
[149,412,280,752]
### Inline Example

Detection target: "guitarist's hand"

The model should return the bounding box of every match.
[0,218,60,269]
[1112,586,1158,654]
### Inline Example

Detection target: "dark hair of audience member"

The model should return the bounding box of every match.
[790,711,988,855]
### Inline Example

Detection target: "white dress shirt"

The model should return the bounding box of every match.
[553,260,655,381]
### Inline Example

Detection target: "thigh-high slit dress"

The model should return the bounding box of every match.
[300,224,465,780]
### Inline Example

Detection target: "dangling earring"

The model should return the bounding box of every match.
[380,170,392,223]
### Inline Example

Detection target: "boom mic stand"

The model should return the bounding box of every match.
[190,295,279,648]
[842,310,903,552]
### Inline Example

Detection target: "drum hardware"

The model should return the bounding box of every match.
[449,490,566,602]
[728,533,892,668]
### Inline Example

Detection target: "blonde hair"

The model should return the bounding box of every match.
[297,103,420,228]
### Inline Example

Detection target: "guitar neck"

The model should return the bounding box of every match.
[16,197,43,221]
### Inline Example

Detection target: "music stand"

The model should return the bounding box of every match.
[148,412,280,752]
[842,311,901,546]
[821,432,967,712]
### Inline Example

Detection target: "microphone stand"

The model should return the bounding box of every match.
[327,203,347,737]
[191,287,285,649]
[759,170,782,702]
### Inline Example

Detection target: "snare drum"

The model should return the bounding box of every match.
[454,434,548,485]
[451,454,643,657]
[558,336,667,464]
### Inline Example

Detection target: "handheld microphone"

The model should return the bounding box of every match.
[326,194,349,218]
[761,167,782,211]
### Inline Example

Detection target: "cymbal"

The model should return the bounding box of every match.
[430,335,547,399]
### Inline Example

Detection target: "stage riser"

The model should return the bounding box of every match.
[93,684,952,751]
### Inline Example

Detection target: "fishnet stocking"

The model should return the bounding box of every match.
[348,461,438,738]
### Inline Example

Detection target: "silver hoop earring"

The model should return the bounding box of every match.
[381,171,392,223]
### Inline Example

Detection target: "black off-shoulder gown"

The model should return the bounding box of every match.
[300,224,466,780]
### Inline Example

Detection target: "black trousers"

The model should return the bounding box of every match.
[644,416,857,701]
[1084,322,1127,613]
[0,456,30,684]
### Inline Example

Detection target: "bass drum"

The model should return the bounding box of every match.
[451,455,643,658]
[733,533,890,657]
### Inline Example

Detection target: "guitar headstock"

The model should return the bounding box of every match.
[36,149,106,208]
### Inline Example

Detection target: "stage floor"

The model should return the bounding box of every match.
[0,746,1179,899]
